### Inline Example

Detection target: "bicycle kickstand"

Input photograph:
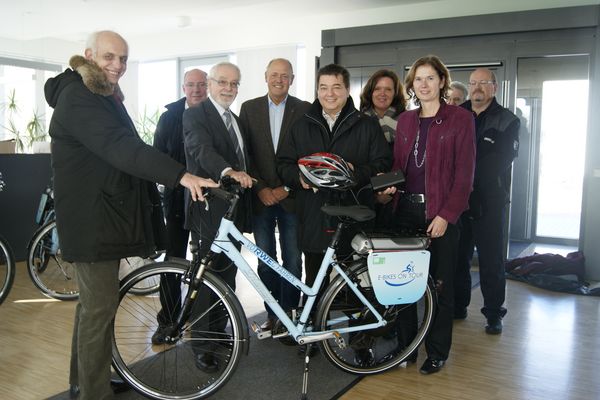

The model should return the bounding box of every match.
[300,343,314,400]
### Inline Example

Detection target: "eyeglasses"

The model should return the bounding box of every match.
[468,80,496,87]
[210,78,240,89]
[184,82,208,89]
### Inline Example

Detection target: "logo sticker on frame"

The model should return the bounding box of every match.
[367,250,430,305]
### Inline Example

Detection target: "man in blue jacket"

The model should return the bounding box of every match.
[45,30,216,400]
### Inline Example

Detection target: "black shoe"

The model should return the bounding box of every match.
[454,308,468,320]
[353,348,375,367]
[297,344,318,358]
[69,380,129,398]
[152,324,175,345]
[195,353,219,373]
[110,378,131,394]
[485,317,503,334]
[69,384,79,399]
[419,358,445,374]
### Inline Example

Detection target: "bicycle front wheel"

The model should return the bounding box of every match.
[0,235,16,305]
[27,220,78,300]
[112,261,248,400]
[315,259,436,374]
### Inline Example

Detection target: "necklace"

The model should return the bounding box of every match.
[413,127,426,168]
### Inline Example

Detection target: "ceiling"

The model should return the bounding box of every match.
[0,0,423,42]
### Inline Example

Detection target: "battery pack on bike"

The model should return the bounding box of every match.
[352,232,430,305]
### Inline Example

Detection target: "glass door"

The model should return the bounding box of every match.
[513,55,589,245]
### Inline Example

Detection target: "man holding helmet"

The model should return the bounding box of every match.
[277,63,391,293]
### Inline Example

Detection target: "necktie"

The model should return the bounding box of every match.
[224,110,245,171]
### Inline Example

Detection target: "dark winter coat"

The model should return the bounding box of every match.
[277,97,392,252]
[45,55,185,262]
[153,97,187,220]
[462,98,520,216]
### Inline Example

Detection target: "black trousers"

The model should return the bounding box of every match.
[190,220,238,355]
[455,199,508,320]
[394,198,458,361]
[157,215,189,326]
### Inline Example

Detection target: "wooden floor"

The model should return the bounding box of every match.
[1,261,599,400]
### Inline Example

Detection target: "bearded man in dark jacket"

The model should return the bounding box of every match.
[277,63,392,295]
[45,30,216,400]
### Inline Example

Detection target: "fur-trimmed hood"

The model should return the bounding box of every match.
[45,55,124,108]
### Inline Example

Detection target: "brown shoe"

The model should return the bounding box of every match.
[260,318,274,331]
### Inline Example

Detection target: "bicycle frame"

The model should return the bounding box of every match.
[206,215,388,344]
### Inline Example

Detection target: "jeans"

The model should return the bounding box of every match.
[252,204,302,317]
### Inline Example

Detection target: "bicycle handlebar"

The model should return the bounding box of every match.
[202,175,243,203]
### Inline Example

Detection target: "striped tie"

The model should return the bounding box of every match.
[223,110,245,170]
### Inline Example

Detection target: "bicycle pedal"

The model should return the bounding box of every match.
[333,331,346,349]
[250,321,273,340]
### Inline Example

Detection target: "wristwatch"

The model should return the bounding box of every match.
[283,186,291,192]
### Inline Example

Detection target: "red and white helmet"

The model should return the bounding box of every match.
[298,152,355,191]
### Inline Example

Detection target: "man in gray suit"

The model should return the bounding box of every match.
[240,58,310,330]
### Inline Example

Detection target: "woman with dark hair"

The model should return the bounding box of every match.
[387,55,475,374]
[360,69,407,226]
[360,69,406,146]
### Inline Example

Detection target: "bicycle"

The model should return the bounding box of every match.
[111,175,436,400]
[0,173,16,305]
[26,184,162,300]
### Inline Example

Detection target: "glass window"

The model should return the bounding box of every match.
[0,59,60,152]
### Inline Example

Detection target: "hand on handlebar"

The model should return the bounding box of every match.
[179,172,219,202]
[225,170,254,189]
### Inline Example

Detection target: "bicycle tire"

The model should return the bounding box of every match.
[0,235,16,305]
[119,256,160,296]
[27,220,78,300]
[112,261,249,400]
[315,259,436,374]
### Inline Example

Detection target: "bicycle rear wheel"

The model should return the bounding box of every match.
[119,256,161,295]
[315,259,436,374]
[0,235,16,305]
[112,262,248,400]
[27,220,78,300]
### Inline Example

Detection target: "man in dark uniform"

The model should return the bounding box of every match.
[454,68,520,334]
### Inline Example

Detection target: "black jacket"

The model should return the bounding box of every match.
[183,98,253,235]
[462,98,520,214]
[153,97,187,220]
[277,98,392,252]
[45,55,185,262]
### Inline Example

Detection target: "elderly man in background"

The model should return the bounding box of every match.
[151,68,208,345]
[454,68,520,335]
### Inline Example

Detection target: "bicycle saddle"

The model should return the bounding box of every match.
[320,205,375,222]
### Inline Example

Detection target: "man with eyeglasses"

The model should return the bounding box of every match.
[454,68,520,335]
[183,61,253,372]
[150,69,208,345]
[239,59,310,333]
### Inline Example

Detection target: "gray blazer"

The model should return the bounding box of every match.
[239,94,310,215]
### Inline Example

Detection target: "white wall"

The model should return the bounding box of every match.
[1,0,593,118]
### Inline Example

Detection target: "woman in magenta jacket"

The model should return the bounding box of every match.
[391,55,475,374]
